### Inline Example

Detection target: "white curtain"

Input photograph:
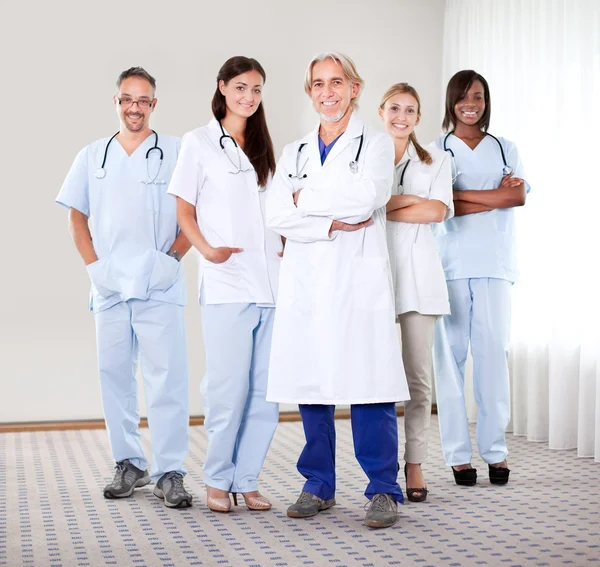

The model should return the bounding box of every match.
[442,0,600,461]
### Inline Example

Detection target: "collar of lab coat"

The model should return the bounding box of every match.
[300,111,365,169]
[396,141,422,168]
[207,117,253,171]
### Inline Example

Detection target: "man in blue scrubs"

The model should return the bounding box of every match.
[56,67,193,508]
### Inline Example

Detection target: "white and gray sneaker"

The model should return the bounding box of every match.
[103,460,150,499]
[364,494,399,528]
[153,471,193,508]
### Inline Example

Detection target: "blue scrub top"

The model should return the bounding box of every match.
[56,133,186,313]
[318,134,343,165]
[432,134,530,283]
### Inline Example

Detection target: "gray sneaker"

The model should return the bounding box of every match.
[103,460,150,499]
[364,494,399,528]
[153,471,193,508]
[287,491,336,518]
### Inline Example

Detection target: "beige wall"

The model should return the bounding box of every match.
[0,0,445,422]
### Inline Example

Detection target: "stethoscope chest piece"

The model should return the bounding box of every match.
[95,168,106,179]
[349,161,359,174]
[502,165,513,176]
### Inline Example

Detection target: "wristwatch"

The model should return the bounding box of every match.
[167,250,181,262]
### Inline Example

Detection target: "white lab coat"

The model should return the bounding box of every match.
[386,144,453,316]
[167,119,282,305]
[266,113,409,404]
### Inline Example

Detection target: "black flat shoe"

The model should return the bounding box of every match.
[488,464,510,485]
[451,466,477,486]
[404,463,429,502]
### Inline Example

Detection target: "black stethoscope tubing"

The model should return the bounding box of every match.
[97,130,163,178]
[219,121,237,149]
[443,131,509,168]
[290,130,365,179]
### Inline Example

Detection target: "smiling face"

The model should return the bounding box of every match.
[219,70,264,120]
[379,92,420,141]
[114,76,155,133]
[454,79,486,127]
[308,59,359,123]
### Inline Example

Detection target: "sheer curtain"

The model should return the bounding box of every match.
[442,0,600,461]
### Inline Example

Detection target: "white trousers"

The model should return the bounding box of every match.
[434,278,511,466]
[95,299,189,481]
[201,303,279,492]
[398,312,437,464]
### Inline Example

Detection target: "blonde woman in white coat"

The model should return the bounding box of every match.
[379,83,453,502]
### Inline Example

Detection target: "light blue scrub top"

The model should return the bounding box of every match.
[56,133,186,313]
[432,134,529,283]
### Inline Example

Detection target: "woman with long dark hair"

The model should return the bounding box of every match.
[168,56,281,513]
[432,70,528,487]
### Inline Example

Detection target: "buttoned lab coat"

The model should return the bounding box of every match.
[387,144,454,316]
[265,114,409,404]
[167,119,282,306]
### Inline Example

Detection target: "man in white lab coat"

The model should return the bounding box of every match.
[266,52,410,529]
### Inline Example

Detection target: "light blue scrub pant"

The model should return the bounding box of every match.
[95,299,189,482]
[434,278,511,466]
[200,303,279,493]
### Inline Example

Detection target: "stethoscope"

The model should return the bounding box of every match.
[288,143,308,180]
[218,121,254,178]
[288,129,365,179]
[443,131,513,184]
[395,160,410,194]
[348,129,365,174]
[95,130,164,184]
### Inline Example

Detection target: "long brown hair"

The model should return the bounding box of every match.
[211,56,276,188]
[442,70,491,133]
[379,83,432,165]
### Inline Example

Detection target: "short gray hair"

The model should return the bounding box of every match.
[304,52,364,109]
[116,67,156,94]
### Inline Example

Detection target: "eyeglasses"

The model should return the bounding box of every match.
[118,97,154,109]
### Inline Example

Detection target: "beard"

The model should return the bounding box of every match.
[124,112,145,132]
[319,108,345,123]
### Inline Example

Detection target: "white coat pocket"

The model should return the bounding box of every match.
[408,172,432,198]
[148,251,180,292]
[411,241,447,303]
[352,257,394,311]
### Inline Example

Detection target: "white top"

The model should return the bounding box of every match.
[265,113,409,405]
[167,118,282,305]
[432,133,529,283]
[386,143,453,315]
[56,133,186,313]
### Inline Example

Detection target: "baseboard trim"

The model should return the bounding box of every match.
[0,405,437,433]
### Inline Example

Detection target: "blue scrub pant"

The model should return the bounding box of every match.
[298,403,404,503]
[201,303,279,493]
[434,278,511,466]
[95,299,189,482]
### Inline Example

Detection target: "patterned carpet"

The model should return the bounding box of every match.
[1,416,598,567]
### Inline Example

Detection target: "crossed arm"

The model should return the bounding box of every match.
[385,195,447,223]
[453,174,526,216]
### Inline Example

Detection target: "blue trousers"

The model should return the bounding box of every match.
[434,278,511,466]
[201,303,279,492]
[95,299,189,482]
[298,403,404,503]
